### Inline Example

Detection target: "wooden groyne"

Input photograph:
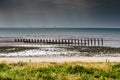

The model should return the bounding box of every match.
[15,38,104,46]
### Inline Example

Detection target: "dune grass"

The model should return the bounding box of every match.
[0,61,120,80]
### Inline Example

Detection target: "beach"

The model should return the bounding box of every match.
[0,28,120,63]
[1,57,120,63]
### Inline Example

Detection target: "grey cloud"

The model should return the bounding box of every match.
[0,0,120,28]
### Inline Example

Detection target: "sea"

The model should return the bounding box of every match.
[0,28,120,47]
[0,28,120,57]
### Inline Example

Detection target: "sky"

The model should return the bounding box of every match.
[0,0,120,28]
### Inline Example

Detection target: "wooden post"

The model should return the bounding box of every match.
[87,38,89,46]
[46,39,48,43]
[84,39,86,46]
[43,39,45,43]
[29,39,31,43]
[70,39,72,44]
[25,39,27,43]
[26,39,28,43]
[78,39,79,44]
[74,39,76,44]
[97,38,100,46]
[37,39,39,43]
[58,39,60,44]
[67,39,70,44]
[81,39,83,46]
[22,39,25,42]
[101,38,103,46]
[51,39,53,43]
[20,39,22,42]
[91,38,93,46]
[30,39,33,43]
[28,39,30,43]
[15,39,17,42]
[48,39,51,43]
[64,39,66,44]
[61,39,63,44]
[34,39,36,43]
[54,39,56,44]
[94,38,96,46]
[17,39,19,42]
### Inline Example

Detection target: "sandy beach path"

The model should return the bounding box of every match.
[0,57,120,63]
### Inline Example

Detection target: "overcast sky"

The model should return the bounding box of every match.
[0,0,120,28]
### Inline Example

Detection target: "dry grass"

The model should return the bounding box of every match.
[0,61,120,80]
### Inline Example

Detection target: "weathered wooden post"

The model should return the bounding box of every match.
[94,38,96,46]
[27,39,29,43]
[24,39,26,43]
[26,39,28,43]
[74,39,76,44]
[15,39,17,42]
[23,39,25,42]
[30,39,32,43]
[81,39,83,46]
[45,39,47,43]
[61,39,63,44]
[91,38,93,46]
[64,39,66,44]
[77,39,79,44]
[101,38,103,46]
[28,39,30,43]
[29,39,31,43]
[20,39,22,42]
[70,39,72,44]
[22,39,24,42]
[35,39,37,43]
[87,38,89,46]
[25,39,27,42]
[54,39,57,44]
[51,39,54,44]
[16,39,18,42]
[97,38,100,46]
[25,39,28,43]
[58,39,60,44]
[37,39,39,43]
[39,39,42,43]
[43,39,45,43]
[48,39,50,43]
[84,39,86,46]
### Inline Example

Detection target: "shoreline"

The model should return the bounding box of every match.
[0,56,120,63]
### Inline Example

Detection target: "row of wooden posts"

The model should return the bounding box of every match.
[15,38,103,46]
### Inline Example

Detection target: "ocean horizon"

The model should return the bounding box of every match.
[0,28,120,47]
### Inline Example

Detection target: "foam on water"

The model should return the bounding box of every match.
[0,28,120,57]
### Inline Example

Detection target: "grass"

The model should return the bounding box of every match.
[0,61,120,80]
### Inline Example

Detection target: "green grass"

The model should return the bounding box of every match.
[0,62,120,80]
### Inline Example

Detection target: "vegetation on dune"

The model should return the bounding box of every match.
[0,62,120,80]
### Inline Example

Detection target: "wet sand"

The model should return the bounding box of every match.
[0,57,120,63]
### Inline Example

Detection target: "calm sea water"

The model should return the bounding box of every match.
[0,28,120,39]
[0,28,120,57]
[0,28,120,47]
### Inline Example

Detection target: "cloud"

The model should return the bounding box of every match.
[0,0,120,28]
